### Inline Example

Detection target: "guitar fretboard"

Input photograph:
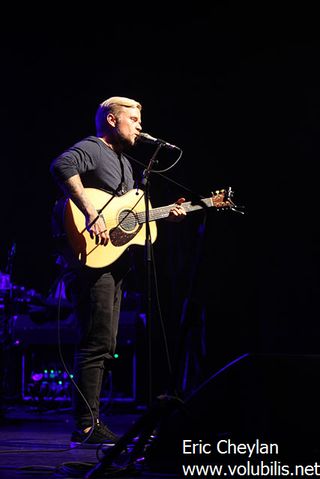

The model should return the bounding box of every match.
[137,198,213,224]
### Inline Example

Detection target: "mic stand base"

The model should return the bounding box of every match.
[85,395,185,479]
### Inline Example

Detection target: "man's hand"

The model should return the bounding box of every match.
[167,197,187,222]
[86,213,109,246]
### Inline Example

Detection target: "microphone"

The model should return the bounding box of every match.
[137,132,180,150]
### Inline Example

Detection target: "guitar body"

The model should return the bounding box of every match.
[64,188,157,268]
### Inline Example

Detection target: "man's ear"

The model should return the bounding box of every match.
[107,113,117,127]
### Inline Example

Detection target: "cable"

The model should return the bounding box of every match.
[150,148,183,174]
[150,244,174,381]
[126,151,207,200]
[1,464,56,472]
[125,147,183,175]
[55,275,96,448]
[54,460,136,477]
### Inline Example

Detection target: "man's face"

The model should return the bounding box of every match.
[114,106,142,148]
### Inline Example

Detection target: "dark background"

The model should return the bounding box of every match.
[1,5,320,399]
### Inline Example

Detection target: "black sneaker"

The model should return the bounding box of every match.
[70,423,119,448]
[98,421,120,442]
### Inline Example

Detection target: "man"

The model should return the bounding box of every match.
[50,96,186,447]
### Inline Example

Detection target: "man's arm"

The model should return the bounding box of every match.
[63,174,109,245]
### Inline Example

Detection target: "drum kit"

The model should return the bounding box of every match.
[0,242,44,336]
[0,243,72,346]
[0,272,45,309]
[0,244,76,405]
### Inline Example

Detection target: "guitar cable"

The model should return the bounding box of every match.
[85,186,176,394]
[55,273,97,448]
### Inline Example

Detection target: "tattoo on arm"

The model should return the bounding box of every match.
[64,175,97,219]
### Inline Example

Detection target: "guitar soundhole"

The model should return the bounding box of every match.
[118,210,138,232]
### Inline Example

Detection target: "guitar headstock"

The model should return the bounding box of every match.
[211,187,244,214]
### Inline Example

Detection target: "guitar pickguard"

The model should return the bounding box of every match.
[109,224,143,246]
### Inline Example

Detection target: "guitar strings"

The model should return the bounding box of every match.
[85,190,233,258]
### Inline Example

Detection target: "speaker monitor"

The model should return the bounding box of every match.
[144,353,320,471]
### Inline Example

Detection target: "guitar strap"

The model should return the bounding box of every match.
[115,153,129,196]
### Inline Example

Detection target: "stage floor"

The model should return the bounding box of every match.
[0,404,178,479]
[2,396,320,478]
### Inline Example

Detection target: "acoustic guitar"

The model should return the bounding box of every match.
[63,187,235,268]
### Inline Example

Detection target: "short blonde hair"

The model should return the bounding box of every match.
[95,96,142,136]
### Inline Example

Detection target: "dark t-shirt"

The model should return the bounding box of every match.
[50,136,135,195]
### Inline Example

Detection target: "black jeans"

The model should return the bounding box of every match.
[67,265,124,429]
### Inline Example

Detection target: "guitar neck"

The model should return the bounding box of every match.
[137,198,213,223]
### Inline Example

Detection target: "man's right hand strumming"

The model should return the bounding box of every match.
[86,212,109,246]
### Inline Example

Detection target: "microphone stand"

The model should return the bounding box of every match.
[85,145,188,479]
[141,143,163,408]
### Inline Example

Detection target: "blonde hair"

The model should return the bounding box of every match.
[95,96,142,136]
